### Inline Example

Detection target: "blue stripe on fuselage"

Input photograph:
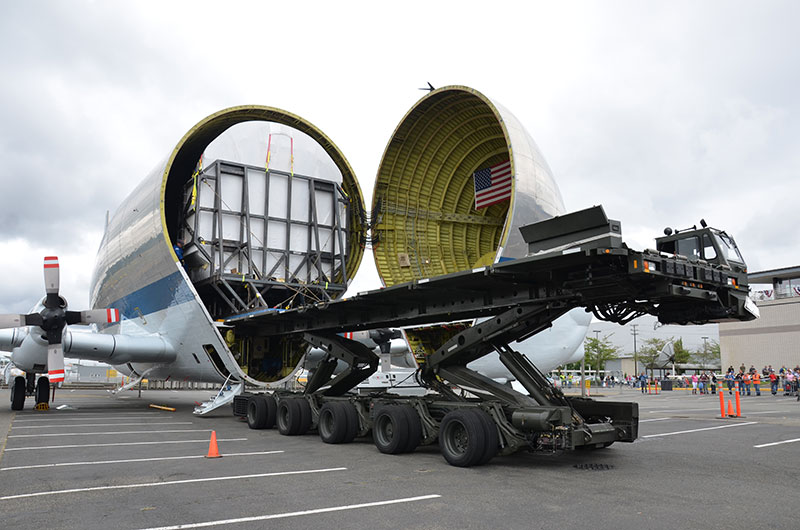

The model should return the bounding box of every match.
[108,271,196,320]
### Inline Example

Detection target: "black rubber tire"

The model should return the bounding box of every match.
[11,376,25,410]
[263,394,277,429]
[398,404,422,453]
[319,402,349,444]
[439,409,487,467]
[339,401,359,443]
[296,398,312,434]
[277,398,312,436]
[373,405,410,454]
[276,399,293,434]
[35,376,50,405]
[247,396,268,429]
[471,409,499,465]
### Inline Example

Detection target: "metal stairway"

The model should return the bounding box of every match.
[193,376,244,415]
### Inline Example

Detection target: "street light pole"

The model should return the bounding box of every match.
[583,330,601,398]
[631,324,639,376]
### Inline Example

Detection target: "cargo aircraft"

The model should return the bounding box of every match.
[0,87,591,412]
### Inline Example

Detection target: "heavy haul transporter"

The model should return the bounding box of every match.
[231,206,757,467]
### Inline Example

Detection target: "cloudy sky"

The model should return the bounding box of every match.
[1,1,797,350]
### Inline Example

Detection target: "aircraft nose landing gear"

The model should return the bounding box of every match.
[11,375,25,410]
[10,374,51,411]
[35,376,50,408]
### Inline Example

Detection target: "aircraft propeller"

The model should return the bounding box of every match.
[0,257,120,383]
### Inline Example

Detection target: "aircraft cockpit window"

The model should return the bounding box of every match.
[676,237,701,261]
[714,233,744,264]
[702,234,717,260]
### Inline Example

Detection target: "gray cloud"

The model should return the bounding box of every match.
[1,0,798,317]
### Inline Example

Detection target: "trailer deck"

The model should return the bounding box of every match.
[228,207,757,466]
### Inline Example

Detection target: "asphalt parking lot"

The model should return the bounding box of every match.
[0,387,798,530]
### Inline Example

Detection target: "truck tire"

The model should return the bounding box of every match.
[439,409,487,467]
[318,402,349,444]
[340,401,359,443]
[277,398,312,436]
[398,404,422,453]
[35,376,50,405]
[263,395,277,429]
[246,396,268,429]
[11,376,25,410]
[472,409,499,465]
[373,405,410,454]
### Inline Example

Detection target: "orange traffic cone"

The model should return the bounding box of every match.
[205,430,222,458]
[727,400,734,418]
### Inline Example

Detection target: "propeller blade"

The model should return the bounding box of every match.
[0,315,27,329]
[47,343,66,383]
[79,308,121,324]
[44,256,60,295]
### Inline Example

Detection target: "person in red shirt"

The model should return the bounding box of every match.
[769,371,778,395]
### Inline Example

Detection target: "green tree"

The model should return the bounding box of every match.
[694,339,721,369]
[672,338,692,364]
[638,337,669,378]
[583,336,622,373]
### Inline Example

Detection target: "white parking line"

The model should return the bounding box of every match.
[10,429,211,438]
[12,416,164,424]
[13,422,194,429]
[136,494,442,530]
[639,418,672,423]
[754,438,800,448]
[0,467,347,501]
[0,451,284,471]
[648,408,720,413]
[4,437,247,451]
[14,412,162,420]
[642,421,758,438]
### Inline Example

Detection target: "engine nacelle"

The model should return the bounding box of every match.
[10,332,48,373]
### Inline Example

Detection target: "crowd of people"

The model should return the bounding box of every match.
[722,364,800,397]
[552,364,800,398]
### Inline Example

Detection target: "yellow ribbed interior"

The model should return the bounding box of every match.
[372,88,512,286]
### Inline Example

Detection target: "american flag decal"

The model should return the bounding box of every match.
[473,160,512,209]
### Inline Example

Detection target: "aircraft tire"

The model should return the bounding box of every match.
[372,405,409,454]
[246,396,269,429]
[439,409,487,467]
[11,376,25,411]
[35,376,50,405]
[318,402,348,444]
[398,404,422,453]
[471,409,499,465]
[340,401,359,443]
[277,398,312,436]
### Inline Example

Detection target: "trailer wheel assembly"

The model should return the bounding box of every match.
[246,396,268,429]
[373,406,411,454]
[246,395,277,429]
[398,404,422,453]
[277,398,312,435]
[439,409,490,467]
[472,409,500,465]
[319,402,356,444]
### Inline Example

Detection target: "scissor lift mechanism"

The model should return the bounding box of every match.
[230,207,755,465]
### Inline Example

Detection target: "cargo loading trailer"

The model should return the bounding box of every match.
[231,206,757,466]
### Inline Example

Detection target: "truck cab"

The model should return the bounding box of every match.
[655,222,747,274]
